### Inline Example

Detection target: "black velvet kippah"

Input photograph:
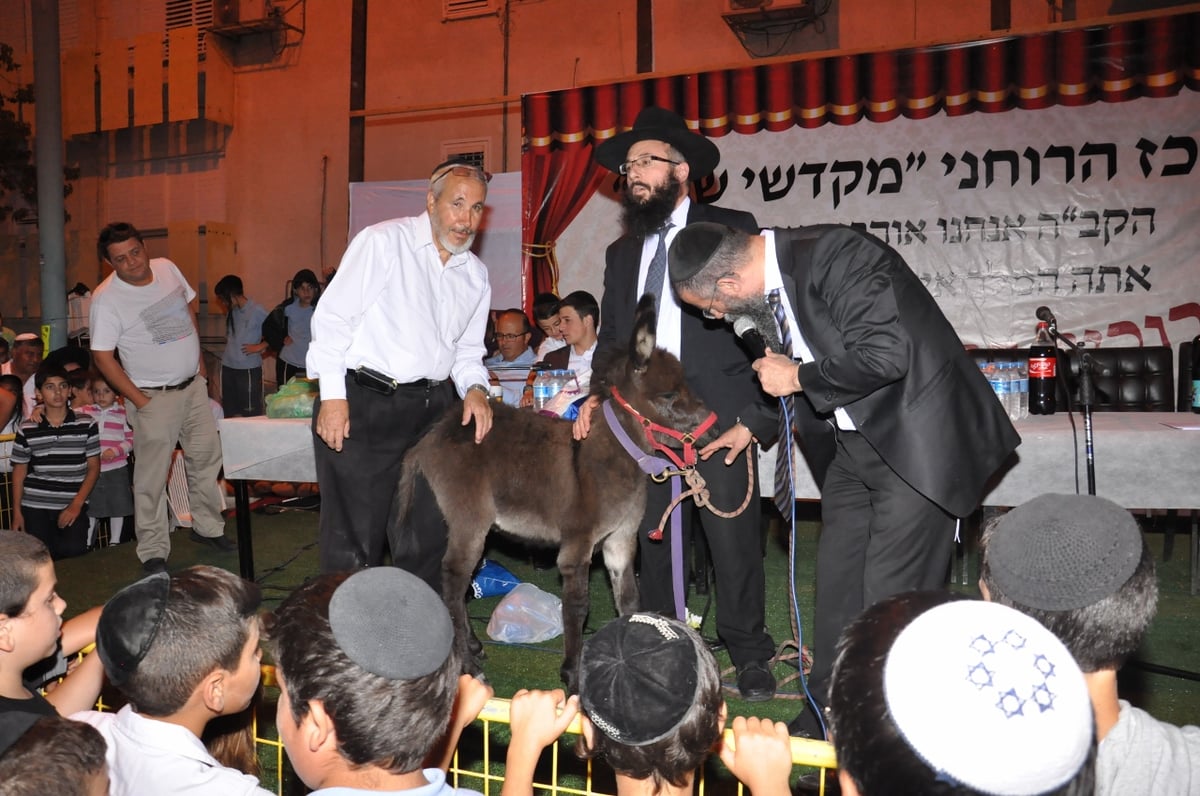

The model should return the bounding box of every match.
[95,572,170,686]
[578,614,700,747]
[987,493,1143,610]
[328,567,453,680]
[667,222,733,283]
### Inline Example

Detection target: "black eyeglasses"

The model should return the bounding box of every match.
[430,164,493,185]
[494,332,527,341]
[701,283,722,320]
[619,154,680,176]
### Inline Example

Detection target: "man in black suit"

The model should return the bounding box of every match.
[576,106,780,702]
[668,221,1021,736]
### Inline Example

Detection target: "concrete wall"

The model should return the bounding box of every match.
[0,0,1190,318]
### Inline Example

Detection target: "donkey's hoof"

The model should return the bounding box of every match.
[559,662,580,696]
[468,634,484,657]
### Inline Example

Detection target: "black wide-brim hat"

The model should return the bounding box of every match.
[595,106,721,181]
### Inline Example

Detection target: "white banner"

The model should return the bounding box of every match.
[559,92,1200,351]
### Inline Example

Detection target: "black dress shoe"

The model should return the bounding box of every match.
[735,660,777,702]
[787,705,828,739]
[189,530,237,552]
[141,557,168,574]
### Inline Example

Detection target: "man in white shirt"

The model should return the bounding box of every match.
[540,290,598,391]
[307,159,494,584]
[483,309,537,406]
[89,222,232,574]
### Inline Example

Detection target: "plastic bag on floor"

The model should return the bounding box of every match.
[486,583,563,643]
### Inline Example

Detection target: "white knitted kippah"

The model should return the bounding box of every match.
[884,600,1092,795]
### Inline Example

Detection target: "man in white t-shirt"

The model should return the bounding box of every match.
[89,222,232,574]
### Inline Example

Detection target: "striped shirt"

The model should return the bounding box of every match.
[11,410,101,510]
[76,403,134,472]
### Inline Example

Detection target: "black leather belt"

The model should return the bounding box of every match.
[140,375,196,392]
[351,368,443,396]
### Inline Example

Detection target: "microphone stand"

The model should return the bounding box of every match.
[1046,323,1097,495]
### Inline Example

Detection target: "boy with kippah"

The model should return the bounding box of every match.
[267,566,494,795]
[980,493,1200,794]
[502,613,794,796]
[828,591,1095,796]
[73,566,271,796]
[0,530,105,718]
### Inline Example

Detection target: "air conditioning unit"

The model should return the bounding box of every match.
[214,0,273,26]
[725,0,813,13]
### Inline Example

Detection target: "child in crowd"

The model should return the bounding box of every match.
[827,591,1095,796]
[0,374,24,528]
[502,613,794,796]
[267,566,494,795]
[262,267,321,386]
[531,291,566,362]
[0,531,105,718]
[980,493,1199,794]
[74,565,271,795]
[214,275,269,418]
[10,364,100,559]
[65,367,93,410]
[0,711,109,796]
[77,370,134,547]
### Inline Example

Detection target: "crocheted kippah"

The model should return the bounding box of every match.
[578,614,700,747]
[884,600,1092,794]
[987,493,1142,610]
[328,567,453,680]
[95,572,170,686]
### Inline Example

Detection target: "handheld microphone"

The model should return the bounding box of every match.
[732,316,768,359]
[1035,306,1056,325]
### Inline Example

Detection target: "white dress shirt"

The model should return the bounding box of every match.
[307,213,491,401]
[762,229,857,431]
[74,705,272,796]
[636,197,692,358]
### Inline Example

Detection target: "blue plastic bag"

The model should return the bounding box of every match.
[470,558,521,599]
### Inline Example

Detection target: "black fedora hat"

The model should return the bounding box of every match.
[595,106,720,181]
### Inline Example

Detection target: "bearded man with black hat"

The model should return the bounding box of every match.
[575,106,780,703]
[667,220,1020,738]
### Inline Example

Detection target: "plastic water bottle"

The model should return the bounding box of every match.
[1004,361,1021,423]
[1029,322,1057,415]
[1016,359,1029,419]
[532,371,556,411]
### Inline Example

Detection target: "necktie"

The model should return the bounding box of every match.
[644,222,673,310]
[769,289,796,518]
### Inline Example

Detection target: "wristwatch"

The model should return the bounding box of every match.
[466,383,490,399]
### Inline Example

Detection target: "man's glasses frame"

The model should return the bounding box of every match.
[493,332,528,342]
[430,164,493,186]
[619,154,681,176]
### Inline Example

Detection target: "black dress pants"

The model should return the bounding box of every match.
[637,444,776,669]
[805,430,956,706]
[313,375,455,591]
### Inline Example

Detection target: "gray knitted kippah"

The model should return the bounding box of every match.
[987,493,1142,610]
[328,567,453,680]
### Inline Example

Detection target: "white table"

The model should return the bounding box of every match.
[220,413,1200,581]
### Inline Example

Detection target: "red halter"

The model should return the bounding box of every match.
[608,385,718,470]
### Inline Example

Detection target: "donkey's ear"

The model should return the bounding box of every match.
[630,293,657,372]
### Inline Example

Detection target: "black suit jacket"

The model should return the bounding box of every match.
[541,345,571,371]
[776,225,1021,518]
[597,201,778,441]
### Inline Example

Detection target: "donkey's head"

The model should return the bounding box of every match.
[596,295,718,465]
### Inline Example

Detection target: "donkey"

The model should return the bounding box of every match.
[393,295,719,690]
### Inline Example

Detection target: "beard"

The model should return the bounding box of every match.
[726,299,782,353]
[437,229,476,256]
[620,171,684,239]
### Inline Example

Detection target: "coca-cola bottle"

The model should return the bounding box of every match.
[1191,334,1200,414]
[1029,321,1057,415]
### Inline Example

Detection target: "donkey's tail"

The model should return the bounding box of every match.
[393,453,422,529]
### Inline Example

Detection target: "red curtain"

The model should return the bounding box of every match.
[521,11,1197,305]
